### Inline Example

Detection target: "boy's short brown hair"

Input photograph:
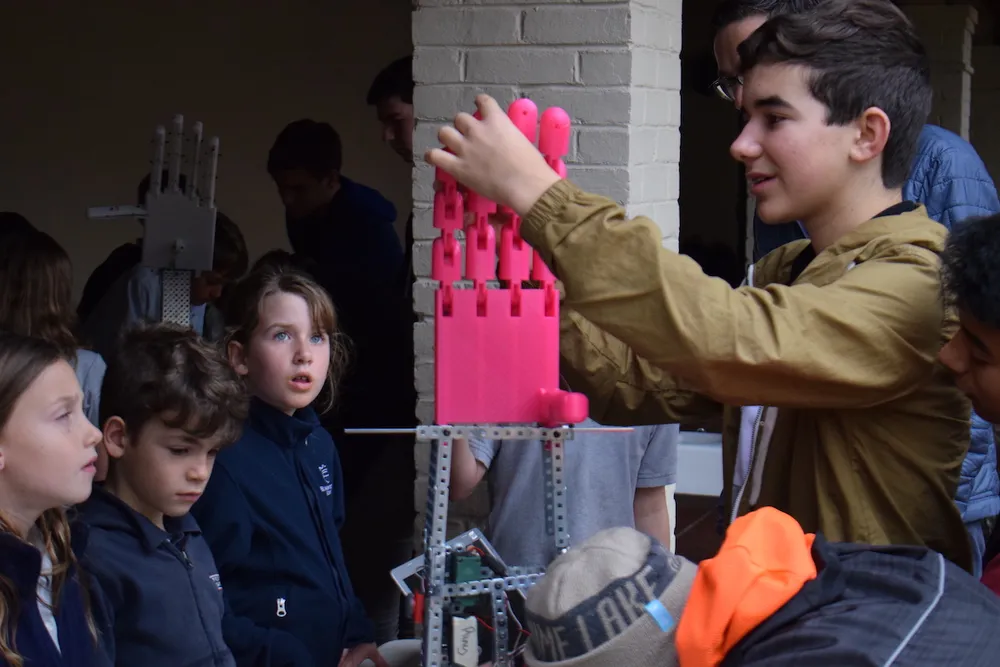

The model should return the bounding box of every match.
[100,324,247,445]
[739,0,930,188]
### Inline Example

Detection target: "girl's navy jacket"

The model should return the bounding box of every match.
[191,398,375,667]
[0,523,112,667]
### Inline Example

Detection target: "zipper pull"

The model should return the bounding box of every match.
[276,597,287,618]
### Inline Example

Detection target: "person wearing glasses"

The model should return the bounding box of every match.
[711,0,1000,578]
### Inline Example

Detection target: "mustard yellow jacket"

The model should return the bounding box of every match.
[520,180,972,571]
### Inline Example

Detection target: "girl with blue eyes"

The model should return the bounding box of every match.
[192,267,388,667]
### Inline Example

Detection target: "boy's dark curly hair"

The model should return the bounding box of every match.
[100,323,247,444]
[942,214,1000,328]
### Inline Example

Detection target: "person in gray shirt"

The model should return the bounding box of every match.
[450,419,678,568]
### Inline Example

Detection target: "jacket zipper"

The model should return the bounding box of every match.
[731,406,764,523]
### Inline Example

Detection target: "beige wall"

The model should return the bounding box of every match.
[0,0,412,300]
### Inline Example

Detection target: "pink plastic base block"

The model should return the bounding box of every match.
[431,98,588,427]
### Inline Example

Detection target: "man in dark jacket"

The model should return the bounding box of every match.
[267,119,417,644]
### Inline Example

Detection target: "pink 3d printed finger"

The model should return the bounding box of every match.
[434,99,587,425]
[508,98,539,143]
[540,107,571,178]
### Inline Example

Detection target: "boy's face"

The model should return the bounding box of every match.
[729,63,857,225]
[272,168,338,221]
[104,416,223,528]
[375,95,414,165]
[229,291,331,415]
[191,271,226,306]
[939,309,1000,424]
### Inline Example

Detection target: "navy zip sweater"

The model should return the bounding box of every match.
[0,522,113,667]
[191,398,375,667]
[77,485,235,667]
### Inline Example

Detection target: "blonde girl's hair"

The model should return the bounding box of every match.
[223,266,350,413]
[0,333,100,666]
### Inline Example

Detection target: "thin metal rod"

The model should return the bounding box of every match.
[343,426,635,435]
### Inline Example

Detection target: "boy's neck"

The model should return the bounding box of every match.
[801,186,904,253]
[104,472,166,531]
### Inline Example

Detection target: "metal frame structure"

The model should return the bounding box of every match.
[87,115,220,326]
[418,425,570,667]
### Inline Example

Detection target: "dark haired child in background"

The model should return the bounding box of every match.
[77,325,247,667]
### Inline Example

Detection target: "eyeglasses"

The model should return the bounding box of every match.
[711,75,744,103]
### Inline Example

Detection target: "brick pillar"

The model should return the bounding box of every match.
[411,0,683,538]
[972,44,1000,182]
[905,4,978,139]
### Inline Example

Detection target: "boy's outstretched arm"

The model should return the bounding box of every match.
[560,308,720,427]
[428,95,945,410]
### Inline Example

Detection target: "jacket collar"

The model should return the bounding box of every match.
[79,484,200,554]
[757,204,943,288]
[247,396,320,449]
[0,518,89,599]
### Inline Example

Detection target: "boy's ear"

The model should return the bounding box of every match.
[103,417,129,460]
[228,340,249,376]
[849,107,891,167]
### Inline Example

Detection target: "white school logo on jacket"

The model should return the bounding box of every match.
[318,464,333,496]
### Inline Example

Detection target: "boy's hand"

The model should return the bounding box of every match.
[425,95,562,218]
[339,643,388,667]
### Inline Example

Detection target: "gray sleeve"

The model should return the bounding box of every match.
[467,437,501,468]
[636,424,678,487]
[76,351,107,428]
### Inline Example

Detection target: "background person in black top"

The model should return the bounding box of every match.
[266,119,417,644]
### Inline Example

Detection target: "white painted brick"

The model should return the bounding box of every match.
[521,87,631,125]
[653,202,680,239]
[642,88,680,127]
[632,47,659,88]
[414,279,437,317]
[414,319,435,363]
[413,7,521,46]
[413,121,444,157]
[413,206,436,240]
[413,240,434,279]
[523,6,631,45]
[415,362,435,394]
[465,48,577,85]
[655,126,681,163]
[416,399,435,426]
[566,166,630,204]
[414,84,520,121]
[657,51,681,90]
[413,47,464,84]
[631,9,680,52]
[628,127,657,166]
[412,160,436,205]
[578,49,631,86]
[632,163,679,203]
[577,127,629,165]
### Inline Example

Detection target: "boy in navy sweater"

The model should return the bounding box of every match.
[77,325,248,667]
[193,267,386,667]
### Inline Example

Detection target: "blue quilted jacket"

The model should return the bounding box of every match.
[755,124,1000,529]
